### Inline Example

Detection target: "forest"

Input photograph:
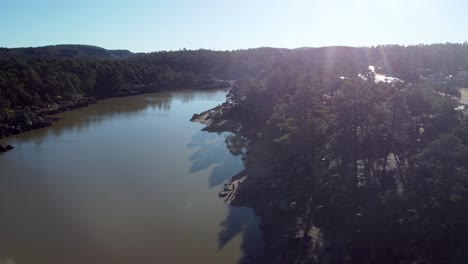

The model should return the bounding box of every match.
[2,43,468,263]
[217,68,468,263]
[210,45,468,263]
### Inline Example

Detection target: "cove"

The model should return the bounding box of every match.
[0,89,263,264]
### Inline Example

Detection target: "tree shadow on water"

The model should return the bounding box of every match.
[187,130,264,263]
[218,207,264,263]
[187,131,243,188]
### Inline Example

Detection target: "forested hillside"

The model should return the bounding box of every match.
[2,43,468,115]
[1,43,468,263]
[196,44,468,263]
[0,44,136,59]
[0,45,233,137]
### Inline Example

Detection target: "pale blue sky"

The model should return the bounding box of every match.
[0,0,466,52]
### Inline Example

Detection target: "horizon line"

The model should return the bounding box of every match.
[2,41,468,54]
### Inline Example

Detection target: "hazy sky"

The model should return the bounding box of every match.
[0,0,466,52]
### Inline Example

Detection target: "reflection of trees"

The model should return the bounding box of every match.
[218,207,263,264]
[225,134,249,157]
[176,89,228,104]
[187,131,243,188]
[4,93,174,145]
[0,89,265,263]
[187,130,264,262]
[5,89,230,146]
[178,91,196,103]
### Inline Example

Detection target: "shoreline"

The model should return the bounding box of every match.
[0,82,231,140]
[192,103,315,263]
[190,104,243,133]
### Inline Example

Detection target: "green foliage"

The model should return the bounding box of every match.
[2,43,468,113]
[217,52,468,262]
[2,43,468,263]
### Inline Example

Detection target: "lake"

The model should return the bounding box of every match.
[0,89,263,264]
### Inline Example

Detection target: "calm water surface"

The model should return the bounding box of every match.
[0,89,262,264]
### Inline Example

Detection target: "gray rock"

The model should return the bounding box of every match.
[219,191,229,197]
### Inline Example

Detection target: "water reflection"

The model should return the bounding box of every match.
[2,93,174,146]
[187,131,243,188]
[0,89,262,264]
[187,130,263,262]
[219,207,264,264]
[1,90,227,147]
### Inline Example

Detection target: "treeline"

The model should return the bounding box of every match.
[218,61,468,262]
[2,43,468,115]
[144,43,468,83]
[2,43,468,261]
[0,44,135,59]
[1,42,468,137]
[0,46,232,137]
[0,59,233,137]
[0,57,224,110]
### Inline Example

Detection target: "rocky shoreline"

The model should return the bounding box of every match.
[190,103,242,133]
[0,97,97,139]
[0,81,231,139]
[191,104,310,263]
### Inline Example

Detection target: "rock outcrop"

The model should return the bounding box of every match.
[0,97,98,139]
[190,104,242,133]
[0,112,52,138]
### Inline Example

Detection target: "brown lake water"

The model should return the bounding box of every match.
[0,89,262,264]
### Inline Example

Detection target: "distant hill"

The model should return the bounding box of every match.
[0,44,135,59]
